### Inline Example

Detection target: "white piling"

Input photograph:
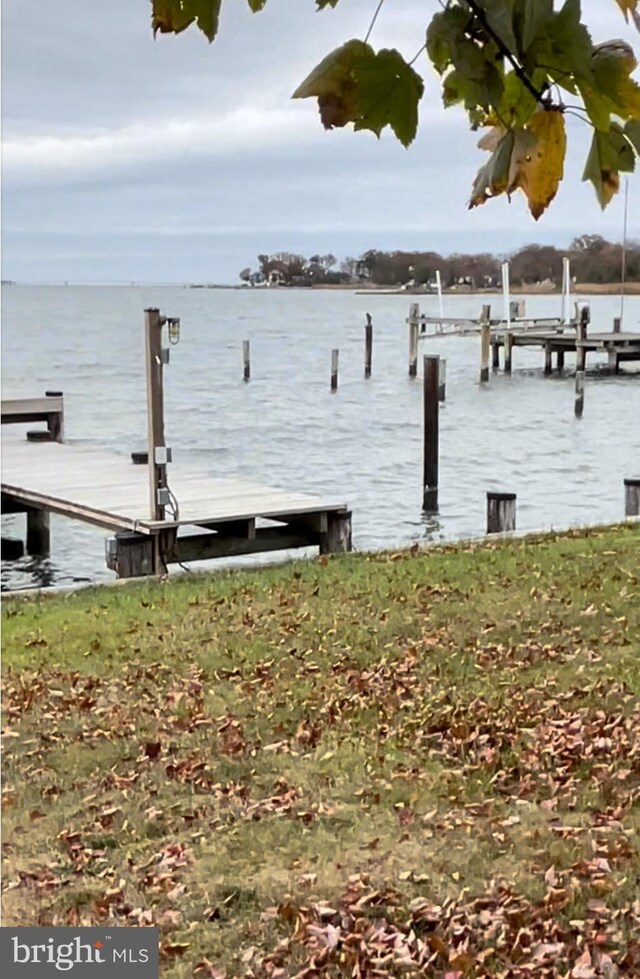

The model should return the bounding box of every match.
[561,257,571,324]
[502,261,511,331]
[435,270,444,333]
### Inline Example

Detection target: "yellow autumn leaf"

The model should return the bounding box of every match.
[507,108,566,220]
[614,0,640,29]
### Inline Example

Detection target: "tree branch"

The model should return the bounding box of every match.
[461,0,549,106]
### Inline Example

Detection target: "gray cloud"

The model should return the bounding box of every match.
[3,0,638,282]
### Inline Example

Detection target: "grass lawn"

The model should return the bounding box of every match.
[2,524,639,977]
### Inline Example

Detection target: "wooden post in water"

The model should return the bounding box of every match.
[438,359,446,402]
[544,342,553,375]
[574,370,585,418]
[557,349,565,373]
[576,305,589,372]
[624,477,640,516]
[45,390,64,442]
[607,344,619,375]
[487,492,516,534]
[331,349,339,392]
[492,342,500,372]
[26,508,50,556]
[243,340,251,382]
[423,355,439,512]
[364,313,373,378]
[408,303,419,377]
[480,306,491,383]
[504,332,513,374]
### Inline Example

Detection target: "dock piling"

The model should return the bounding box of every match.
[624,478,640,517]
[544,343,553,376]
[364,314,373,378]
[504,333,513,374]
[492,342,500,372]
[243,340,251,382]
[409,303,419,377]
[45,390,64,442]
[26,508,50,556]
[574,370,585,418]
[331,349,339,392]
[613,316,621,334]
[487,492,516,534]
[480,308,491,383]
[423,355,439,512]
[576,306,589,372]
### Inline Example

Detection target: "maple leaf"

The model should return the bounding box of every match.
[507,107,566,219]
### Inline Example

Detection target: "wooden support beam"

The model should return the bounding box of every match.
[557,349,565,373]
[276,511,328,534]
[179,526,317,563]
[196,518,256,539]
[544,343,553,375]
[492,342,500,372]
[607,345,619,374]
[319,511,352,555]
[26,509,51,556]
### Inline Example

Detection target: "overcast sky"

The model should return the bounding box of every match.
[2,0,639,283]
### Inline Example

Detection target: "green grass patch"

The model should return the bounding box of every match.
[2,524,639,976]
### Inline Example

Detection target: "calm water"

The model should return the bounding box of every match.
[2,285,639,590]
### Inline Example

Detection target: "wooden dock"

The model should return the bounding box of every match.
[1,437,352,577]
[489,330,640,374]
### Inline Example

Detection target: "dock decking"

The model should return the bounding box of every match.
[489,330,640,374]
[1,438,352,577]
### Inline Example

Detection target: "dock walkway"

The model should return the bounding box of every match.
[1,437,351,577]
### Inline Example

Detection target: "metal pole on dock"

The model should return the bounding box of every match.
[144,307,167,524]
[625,477,640,517]
[423,355,439,511]
[409,303,419,376]
[331,348,339,392]
[480,306,491,383]
[364,313,373,378]
[574,370,585,419]
[487,492,516,534]
[243,340,251,382]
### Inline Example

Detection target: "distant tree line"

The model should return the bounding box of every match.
[239,236,638,289]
